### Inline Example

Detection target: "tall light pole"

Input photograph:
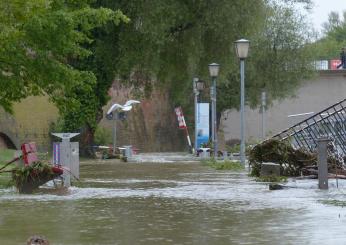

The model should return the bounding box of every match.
[193,78,204,154]
[261,89,266,140]
[106,100,140,155]
[208,63,220,158]
[235,39,250,165]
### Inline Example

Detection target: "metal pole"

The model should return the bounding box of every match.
[214,77,218,158]
[211,77,217,158]
[112,114,117,155]
[194,78,199,154]
[317,137,330,189]
[261,90,266,140]
[240,59,245,165]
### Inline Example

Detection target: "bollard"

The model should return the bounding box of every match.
[223,151,229,160]
[260,162,280,177]
[317,137,330,190]
[123,145,133,158]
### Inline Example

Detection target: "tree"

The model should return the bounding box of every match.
[218,1,315,114]
[0,0,128,114]
[312,11,346,60]
[1,0,314,152]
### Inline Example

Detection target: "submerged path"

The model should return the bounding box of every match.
[0,155,346,244]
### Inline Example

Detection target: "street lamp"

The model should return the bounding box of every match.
[106,100,140,155]
[208,63,220,158]
[193,78,205,154]
[235,39,250,165]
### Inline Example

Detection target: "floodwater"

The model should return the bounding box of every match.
[1,155,346,244]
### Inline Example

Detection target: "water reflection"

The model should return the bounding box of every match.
[0,160,346,244]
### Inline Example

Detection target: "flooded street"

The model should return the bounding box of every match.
[1,156,346,244]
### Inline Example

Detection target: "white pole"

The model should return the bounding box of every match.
[240,59,245,165]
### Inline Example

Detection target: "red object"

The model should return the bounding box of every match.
[330,59,341,70]
[52,166,64,175]
[21,142,38,166]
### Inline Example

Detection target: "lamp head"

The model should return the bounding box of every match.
[235,39,250,59]
[208,63,220,77]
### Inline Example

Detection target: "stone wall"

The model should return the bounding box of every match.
[99,82,186,152]
[0,96,58,151]
[0,83,193,153]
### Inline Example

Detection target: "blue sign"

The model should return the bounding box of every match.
[196,103,209,148]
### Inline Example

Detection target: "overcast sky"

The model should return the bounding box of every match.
[308,0,346,31]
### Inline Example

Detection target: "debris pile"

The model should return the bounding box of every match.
[249,139,346,177]
[12,162,62,194]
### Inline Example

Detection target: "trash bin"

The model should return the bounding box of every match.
[199,148,210,158]
[123,145,133,158]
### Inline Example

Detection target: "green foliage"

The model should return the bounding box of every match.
[0,149,16,164]
[94,126,112,145]
[202,158,244,171]
[226,144,240,154]
[319,199,346,207]
[311,10,346,60]
[255,175,287,183]
[12,161,56,192]
[1,0,315,149]
[0,173,12,188]
[0,0,128,120]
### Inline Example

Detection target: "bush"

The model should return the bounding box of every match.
[94,126,112,146]
[202,159,244,171]
[254,175,287,183]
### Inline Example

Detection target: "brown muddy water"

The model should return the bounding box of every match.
[1,156,346,244]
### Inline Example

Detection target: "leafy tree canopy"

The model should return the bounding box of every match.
[89,0,314,116]
[311,10,346,59]
[0,0,128,116]
[1,0,315,147]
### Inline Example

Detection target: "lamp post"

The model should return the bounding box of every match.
[235,39,250,165]
[106,100,140,155]
[193,78,204,154]
[208,63,220,158]
[261,89,266,140]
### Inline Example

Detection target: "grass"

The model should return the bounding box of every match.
[0,149,20,188]
[254,175,287,183]
[0,173,12,188]
[319,199,346,207]
[202,158,244,171]
[0,149,17,164]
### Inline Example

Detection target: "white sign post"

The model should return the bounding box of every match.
[52,133,80,187]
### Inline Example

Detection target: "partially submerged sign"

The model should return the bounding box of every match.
[52,133,80,187]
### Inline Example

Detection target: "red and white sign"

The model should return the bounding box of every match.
[175,107,187,129]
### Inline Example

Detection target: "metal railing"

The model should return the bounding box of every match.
[272,98,346,155]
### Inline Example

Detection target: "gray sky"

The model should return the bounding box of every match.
[309,0,346,31]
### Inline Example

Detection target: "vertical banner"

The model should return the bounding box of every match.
[197,103,210,148]
[53,142,61,165]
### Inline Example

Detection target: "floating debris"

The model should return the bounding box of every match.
[249,139,346,177]
[12,162,63,194]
